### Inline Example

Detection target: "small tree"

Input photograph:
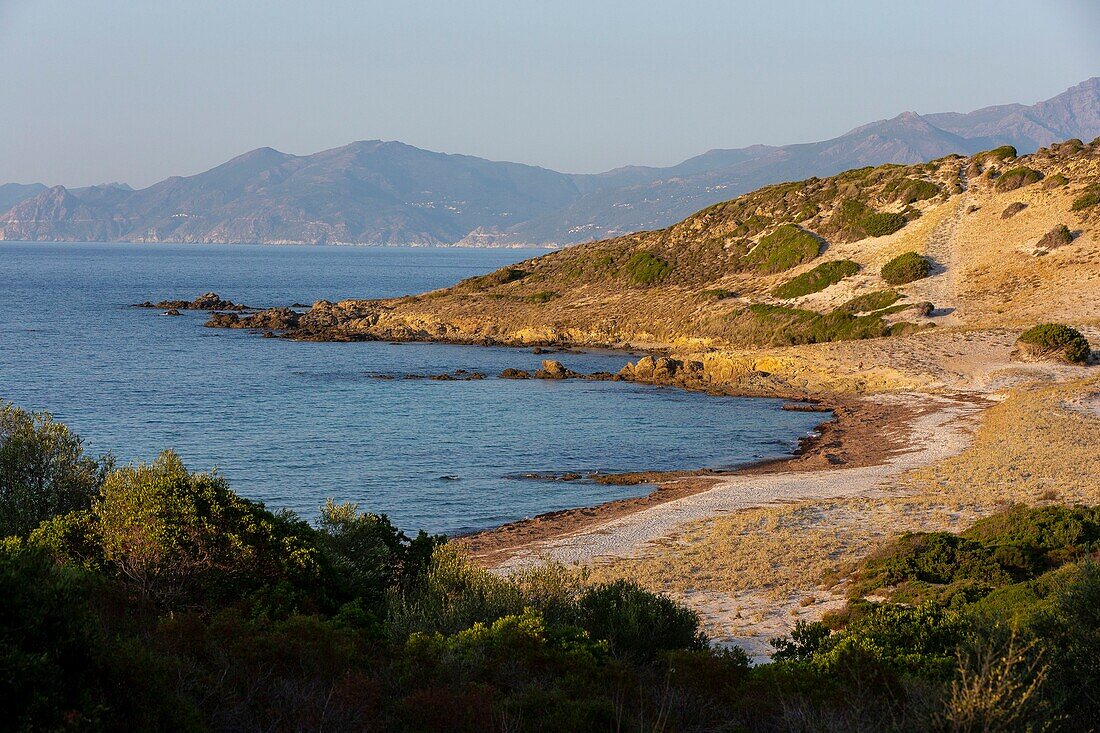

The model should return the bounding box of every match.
[0,403,108,537]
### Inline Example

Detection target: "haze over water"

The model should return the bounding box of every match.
[0,242,823,534]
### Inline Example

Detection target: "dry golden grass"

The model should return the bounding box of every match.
[581,375,1100,607]
[582,498,985,600]
[903,375,1100,506]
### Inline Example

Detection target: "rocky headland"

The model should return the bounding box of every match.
[141,138,1100,654]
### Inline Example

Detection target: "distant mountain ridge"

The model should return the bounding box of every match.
[2,77,1098,247]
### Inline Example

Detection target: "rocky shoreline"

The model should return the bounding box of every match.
[133,291,253,312]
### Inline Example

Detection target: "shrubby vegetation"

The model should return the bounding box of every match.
[829,198,909,239]
[744,224,821,274]
[981,145,1018,161]
[699,287,737,300]
[1043,173,1069,189]
[1071,183,1100,211]
[3,405,1100,730]
[882,177,941,204]
[995,166,1044,192]
[772,259,860,298]
[838,289,902,313]
[738,303,892,345]
[460,266,530,290]
[620,251,671,286]
[1037,224,1074,251]
[881,251,932,285]
[1016,323,1092,364]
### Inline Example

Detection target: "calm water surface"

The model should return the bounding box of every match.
[0,242,823,534]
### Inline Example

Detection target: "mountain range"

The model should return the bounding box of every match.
[2,77,1098,247]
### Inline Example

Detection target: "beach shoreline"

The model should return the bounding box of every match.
[456,390,968,567]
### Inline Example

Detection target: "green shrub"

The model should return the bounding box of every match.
[1043,173,1069,189]
[852,532,1010,599]
[745,224,822,274]
[830,199,908,240]
[1071,183,1100,211]
[775,603,967,680]
[1016,323,1091,363]
[620,252,671,286]
[317,499,441,610]
[982,145,1018,161]
[460,267,529,290]
[742,303,890,345]
[37,451,332,612]
[772,260,860,298]
[0,403,110,538]
[577,580,706,661]
[883,177,941,204]
[995,167,1044,192]
[1029,562,1100,726]
[851,506,1100,605]
[0,545,196,731]
[880,252,931,285]
[838,290,901,313]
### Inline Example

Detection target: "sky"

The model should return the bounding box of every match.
[1,0,1098,188]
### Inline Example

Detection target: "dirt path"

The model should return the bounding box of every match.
[910,169,968,325]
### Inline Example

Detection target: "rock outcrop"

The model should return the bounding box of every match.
[135,292,251,311]
[204,307,301,330]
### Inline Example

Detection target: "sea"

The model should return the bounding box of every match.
[0,241,824,535]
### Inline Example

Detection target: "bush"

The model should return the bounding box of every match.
[577,580,706,661]
[741,303,890,345]
[1037,224,1073,250]
[830,199,908,240]
[837,290,901,313]
[1001,201,1028,219]
[0,403,110,538]
[1043,173,1068,189]
[460,267,529,290]
[0,545,195,731]
[745,224,822,274]
[318,499,441,610]
[1071,183,1100,211]
[700,288,737,300]
[851,532,1011,599]
[883,177,941,204]
[995,166,1044,192]
[772,260,860,298]
[774,603,967,680]
[620,252,671,286]
[1016,323,1091,364]
[1030,562,1100,726]
[880,252,931,285]
[982,145,1018,161]
[46,451,331,611]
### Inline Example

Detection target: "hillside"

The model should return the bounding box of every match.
[3,78,1099,246]
[237,138,1099,367]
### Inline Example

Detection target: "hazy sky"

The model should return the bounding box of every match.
[2,0,1098,188]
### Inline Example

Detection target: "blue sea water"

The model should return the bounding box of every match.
[0,242,824,535]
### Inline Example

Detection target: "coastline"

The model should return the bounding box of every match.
[456,393,942,567]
